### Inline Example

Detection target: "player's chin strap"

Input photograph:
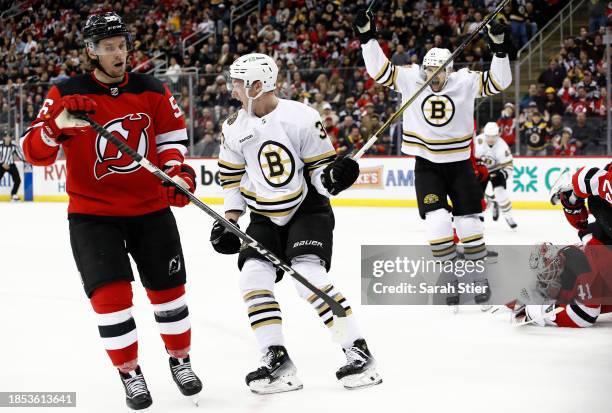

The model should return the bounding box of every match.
[246,88,266,116]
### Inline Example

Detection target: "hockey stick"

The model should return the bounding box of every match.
[352,0,510,160]
[75,114,349,339]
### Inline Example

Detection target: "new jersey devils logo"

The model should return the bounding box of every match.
[94,113,151,180]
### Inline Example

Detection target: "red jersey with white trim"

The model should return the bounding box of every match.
[572,163,612,205]
[552,244,612,327]
[20,72,188,216]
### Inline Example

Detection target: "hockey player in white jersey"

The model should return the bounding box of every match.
[474,122,517,229]
[355,9,512,303]
[209,53,382,394]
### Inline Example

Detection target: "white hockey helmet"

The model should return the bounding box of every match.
[421,47,453,90]
[228,53,278,93]
[483,122,500,145]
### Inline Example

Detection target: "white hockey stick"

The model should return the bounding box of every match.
[352,0,510,161]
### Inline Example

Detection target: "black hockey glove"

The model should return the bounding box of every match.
[559,190,585,214]
[210,219,241,254]
[353,8,377,44]
[489,169,508,182]
[321,156,360,196]
[486,20,509,57]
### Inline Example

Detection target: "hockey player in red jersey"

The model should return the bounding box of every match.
[520,242,612,327]
[19,12,201,409]
[519,163,612,327]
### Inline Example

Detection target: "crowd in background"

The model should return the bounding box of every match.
[0,0,609,158]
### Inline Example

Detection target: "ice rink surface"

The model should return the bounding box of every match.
[1,202,610,413]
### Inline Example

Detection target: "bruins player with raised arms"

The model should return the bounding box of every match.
[209,53,382,393]
[355,10,513,303]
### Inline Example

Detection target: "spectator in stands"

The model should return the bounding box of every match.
[551,127,577,156]
[557,77,577,105]
[337,126,364,156]
[166,56,182,84]
[576,70,600,100]
[566,86,593,116]
[592,86,608,117]
[522,108,549,156]
[193,132,220,157]
[338,97,361,122]
[542,87,565,117]
[520,83,539,111]
[324,116,340,143]
[497,102,516,147]
[538,59,566,89]
[547,114,565,145]
[572,112,598,153]
[391,44,412,66]
[337,115,357,145]
[507,1,529,47]
[321,102,338,125]
[588,0,608,33]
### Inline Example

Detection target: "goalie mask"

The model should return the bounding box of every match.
[420,48,453,91]
[528,242,565,299]
[227,53,278,115]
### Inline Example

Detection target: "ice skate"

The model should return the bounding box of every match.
[246,346,303,394]
[169,355,202,405]
[119,366,152,410]
[336,339,382,390]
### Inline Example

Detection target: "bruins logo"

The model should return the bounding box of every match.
[225,112,238,126]
[423,193,440,204]
[258,141,295,187]
[421,94,455,127]
[529,133,541,144]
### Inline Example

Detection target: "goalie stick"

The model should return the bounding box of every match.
[352,0,511,160]
[75,114,349,341]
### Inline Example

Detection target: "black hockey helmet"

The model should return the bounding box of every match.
[83,12,132,47]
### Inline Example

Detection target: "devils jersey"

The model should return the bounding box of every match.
[473,134,513,174]
[361,39,512,163]
[20,72,187,216]
[218,99,336,226]
[572,164,612,206]
[547,245,612,328]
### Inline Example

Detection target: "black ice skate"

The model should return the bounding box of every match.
[505,216,517,229]
[169,355,203,403]
[336,339,382,390]
[474,278,491,304]
[119,366,152,410]
[246,346,303,394]
[491,201,500,221]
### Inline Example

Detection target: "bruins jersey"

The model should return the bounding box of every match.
[218,99,336,226]
[473,134,513,174]
[361,39,512,163]
[522,120,548,151]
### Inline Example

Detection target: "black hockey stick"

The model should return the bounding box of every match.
[76,115,348,334]
[352,0,510,160]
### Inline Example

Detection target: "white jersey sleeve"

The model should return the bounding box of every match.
[493,139,513,173]
[300,113,337,198]
[361,39,420,94]
[466,55,512,98]
[218,115,247,214]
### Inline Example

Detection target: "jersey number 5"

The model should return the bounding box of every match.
[169,95,183,119]
[37,99,54,119]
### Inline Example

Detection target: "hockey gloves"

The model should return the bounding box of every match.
[486,20,509,57]
[559,190,588,231]
[160,163,197,207]
[322,156,360,196]
[474,162,490,183]
[210,219,241,254]
[354,9,377,44]
[40,95,97,146]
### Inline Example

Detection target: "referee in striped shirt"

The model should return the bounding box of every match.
[0,130,24,201]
